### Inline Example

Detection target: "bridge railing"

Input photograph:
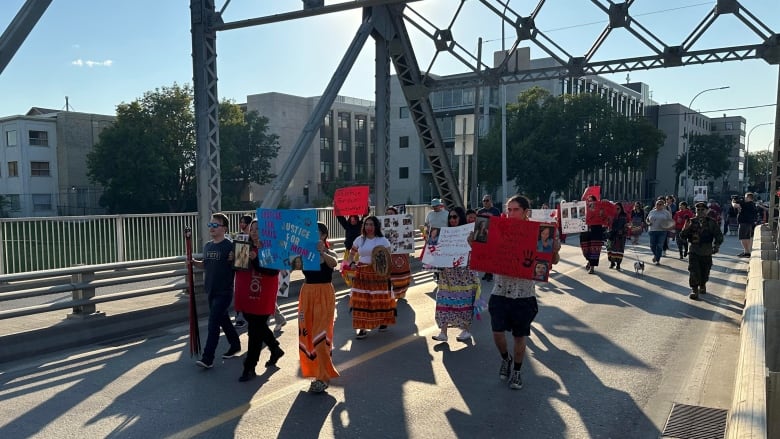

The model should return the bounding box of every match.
[0,205,431,275]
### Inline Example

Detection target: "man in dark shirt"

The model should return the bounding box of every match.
[733,192,759,257]
[191,212,241,369]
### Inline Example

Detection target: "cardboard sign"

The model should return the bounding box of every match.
[256,208,320,271]
[581,185,601,201]
[377,213,415,254]
[469,216,554,281]
[585,200,616,226]
[560,201,587,234]
[421,223,472,268]
[530,208,557,223]
[333,186,369,216]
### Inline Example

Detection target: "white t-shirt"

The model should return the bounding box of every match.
[425,209,450,229]
[352,235,392,264]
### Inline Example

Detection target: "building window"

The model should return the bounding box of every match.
[31,161,50,176]
[399,106,410,119]
[8,161,18,177]
[399,136,409,149]
[6,130,17,147]
[32,194,52,211]
[725,122,734,130]
[6,194,20,211]
[399,167,409,179]
[29,130,49,146]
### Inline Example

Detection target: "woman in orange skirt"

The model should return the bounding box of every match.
[298,222,340,393]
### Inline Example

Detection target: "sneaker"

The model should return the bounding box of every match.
[508,369,523,389]
[238,369,256,382]
[456,330,472,341]
[309,380,329,393]
[378,325,389,332]
[355,329,368,339]
[265,347,285,367]
[499,355,513,380]
[740,253,751,258]
[737,252,747,257]
[195,359,213,369]
[234,319,246,329]
[431,332,448,342]
[222,345,241,359]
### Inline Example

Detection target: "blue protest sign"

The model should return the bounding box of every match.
[256,208,320,270]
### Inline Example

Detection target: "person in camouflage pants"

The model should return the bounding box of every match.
[679,202,724,301]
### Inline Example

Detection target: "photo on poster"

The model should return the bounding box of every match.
[474,216,489,243]
[233,241,251,270]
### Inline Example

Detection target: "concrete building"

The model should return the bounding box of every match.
[0,108,113,217]
[245,93,375,208]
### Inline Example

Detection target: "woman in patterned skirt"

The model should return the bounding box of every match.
[607,202,628,271]
[580,195,604,274]
[431,207,479,343]
[298,222,340,393]
[348,216,394,339]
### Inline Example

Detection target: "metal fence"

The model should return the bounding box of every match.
[0,205,431,274]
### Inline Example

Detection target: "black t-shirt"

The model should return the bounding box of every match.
[736,200,758,224]
[203,239,234,295]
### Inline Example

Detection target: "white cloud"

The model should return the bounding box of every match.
[71,59,113,67]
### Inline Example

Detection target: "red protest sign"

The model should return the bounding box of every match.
[581,185,601,201]
[333,186,369,216]
[585,200,615,226]
[470,216,554,282]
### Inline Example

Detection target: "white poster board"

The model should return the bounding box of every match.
[420,224,473,268]
[693,185,708,202]
[560,201,588,234]
[530,208,557,224]
[377,214,415,254]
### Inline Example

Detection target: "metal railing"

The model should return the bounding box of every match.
[0,205,431,275]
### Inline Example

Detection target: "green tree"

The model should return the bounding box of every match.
[218,101,281,210]
[674,133,734,187]
[746,150,772,193]
[88,83,196,213]
[478,87,664,201]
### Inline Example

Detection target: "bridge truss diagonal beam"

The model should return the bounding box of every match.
[0,0,52,76]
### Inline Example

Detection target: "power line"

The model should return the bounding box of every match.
[658,103,776,117]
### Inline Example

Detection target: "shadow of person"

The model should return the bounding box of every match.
[277,391,338,439]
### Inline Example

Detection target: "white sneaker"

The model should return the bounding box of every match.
[456,330,472,341]
[431,332,448,342]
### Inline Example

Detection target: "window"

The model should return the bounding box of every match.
[399,106,410,119]
[31,161,50,176]
[6,194,20,211]
[6,130,17,147]
[725,122,734,130]
[8,161,18,177]
[399,136,409,149]
[32,194,52,211]
[399,167,409,179]
[29,130,49,146]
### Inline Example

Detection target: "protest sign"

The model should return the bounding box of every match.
[421,224,473,268]
[585,200,616,226]
[560,201,587,234]
[256,208,320,270]
[333,186,369,216]
[377,213,415,254]
[470,216,554,281]
[530,208,557,223]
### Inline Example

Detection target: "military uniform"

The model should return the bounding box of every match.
[679,202,725,300]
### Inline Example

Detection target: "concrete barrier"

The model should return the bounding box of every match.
[726,224,776,438]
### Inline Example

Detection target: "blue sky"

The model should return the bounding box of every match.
[1,0,778,151]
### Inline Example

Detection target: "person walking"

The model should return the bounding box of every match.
[580,195,604,274]
[477,195,501,281]
[733,192,759,257]
[431,207,479,343]
[673,202,695,259]
[298,222,340,393]
[646,199,673,266]
[679,202,724,300]
[483,195,557,390]
[606,202,628,271]
[348,216,394,339]
[234,219,285,382]
[191,213,241,369]
[629,201,646,245]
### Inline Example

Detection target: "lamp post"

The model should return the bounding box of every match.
[745,122,774,193]
[684,86,729,202]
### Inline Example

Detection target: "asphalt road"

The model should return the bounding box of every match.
[0,234,748,438]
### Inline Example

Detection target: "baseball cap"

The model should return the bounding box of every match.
[430,198,444,207]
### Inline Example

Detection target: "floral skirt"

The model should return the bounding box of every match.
[434,267,478,329]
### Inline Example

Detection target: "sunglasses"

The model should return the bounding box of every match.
[482,199,490,202]
[449,215,459,219]
[207,222,224,228]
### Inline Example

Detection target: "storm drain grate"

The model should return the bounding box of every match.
[662,403,728,439]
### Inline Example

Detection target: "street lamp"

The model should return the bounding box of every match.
[745,122,774,193]
[684,86,729,202]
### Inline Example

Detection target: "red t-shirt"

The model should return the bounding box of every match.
[673,209,695,231]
